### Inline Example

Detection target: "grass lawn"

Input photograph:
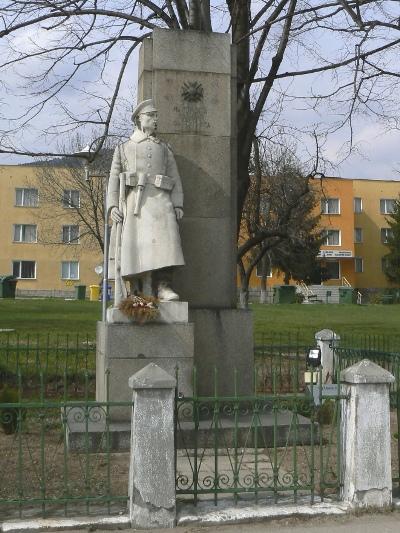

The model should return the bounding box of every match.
[1,298,400,345]
[0,298,101,337]
[252,302,400,346]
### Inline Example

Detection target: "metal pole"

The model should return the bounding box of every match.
[102,187,109,322]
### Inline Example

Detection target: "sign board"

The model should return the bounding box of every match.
[306,384,340,406]
[317,250,353,258]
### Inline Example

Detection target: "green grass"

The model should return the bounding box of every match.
[252,303,400,346]
[0,298,101,337]
[1,299,400,346]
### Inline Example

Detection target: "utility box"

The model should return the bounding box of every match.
[0,276,17,299]
[339,287,353,304]
[273,285,296,304]
[75,285,86,300]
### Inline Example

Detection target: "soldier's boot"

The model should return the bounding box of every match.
[157,282,179,301]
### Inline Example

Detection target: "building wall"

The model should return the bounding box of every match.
[353,179,400,288]
[0,165,102,292]
[246,176,400,291]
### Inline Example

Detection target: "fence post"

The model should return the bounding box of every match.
[315,329,340,383]
[341,359,394,508]
[128,363,176,529]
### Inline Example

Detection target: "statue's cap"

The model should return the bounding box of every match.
[131,99,158,121]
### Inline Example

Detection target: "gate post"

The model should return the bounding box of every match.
[315,329,340,383]
[341,359,394,508]
[128,363,176,529]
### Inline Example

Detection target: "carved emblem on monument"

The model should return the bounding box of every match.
[174,80,210,132]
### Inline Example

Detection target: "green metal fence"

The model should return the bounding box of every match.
[0,333,96,397]
[0,371,130,520]
[175,367,343,506]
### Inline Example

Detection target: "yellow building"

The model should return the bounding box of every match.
[0,165,102,296]
[249,176,400,290]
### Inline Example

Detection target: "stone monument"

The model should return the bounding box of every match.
[96,28,253,418]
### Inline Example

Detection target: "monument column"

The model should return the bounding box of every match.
[138,29,253,395]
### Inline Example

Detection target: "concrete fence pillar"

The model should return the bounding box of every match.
[341,359,395,508]
[128,363,176,529]
[315,329,340,383]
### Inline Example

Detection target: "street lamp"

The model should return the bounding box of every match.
[72,144,109,322]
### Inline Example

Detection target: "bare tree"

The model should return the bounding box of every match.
[31,136,115,253]
[238,138,322,307]
[1,1,400,230]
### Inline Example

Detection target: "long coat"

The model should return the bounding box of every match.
[107,130,185,278]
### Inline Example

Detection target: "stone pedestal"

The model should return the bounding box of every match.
[96,320,194,420]
[340,359,394,508]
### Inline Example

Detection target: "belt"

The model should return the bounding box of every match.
[120,172,174,191]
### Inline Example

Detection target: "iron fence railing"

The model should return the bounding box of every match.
[175,367,343,506]
[0,371,130,520]
[0,333,96,397]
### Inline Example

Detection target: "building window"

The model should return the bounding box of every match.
[13,224,37,243]
[354,228,363,243]
[321,198,340,214]
[324,229,341,246]
[62,225,80,244]
[256,264,273,277]
[62,190,80,208]
[61,261,79,280]
[354,197,362,213]
[380,199,396,214]
[325,261,340,280]
[12,260,36,279]
[15,188,38,207]
[381,228,394,243]
[355,257,363,273]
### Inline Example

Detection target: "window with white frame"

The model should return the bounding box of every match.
[61,261,79,280]
[12,260,36,279]
[62,225,80,244]
[354,197,362,213]
[13,224,37,243]
[354,227,363,243]
[321,198,340,214]
[324,229,341,246]
[355,257,363,273]
[62,190,80,208]
[380,199,396,214]
[15,188,38,207]
[381,228,394,243]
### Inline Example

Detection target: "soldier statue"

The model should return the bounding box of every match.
[107,99,185,303]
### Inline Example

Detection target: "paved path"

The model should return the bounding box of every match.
[152,511,400,532]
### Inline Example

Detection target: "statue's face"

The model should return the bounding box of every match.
[138,111,158,134]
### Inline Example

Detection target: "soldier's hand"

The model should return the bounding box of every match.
[175,208,184,220]
[111,207,124,223]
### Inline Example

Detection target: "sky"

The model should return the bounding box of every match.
[1,2,400,181]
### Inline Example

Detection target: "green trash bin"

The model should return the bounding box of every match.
[273,285,296,304]
[339,287,353,304]
[75,285,87,300]
[0,275,17,298]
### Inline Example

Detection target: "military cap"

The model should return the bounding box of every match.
[131,99,158,122]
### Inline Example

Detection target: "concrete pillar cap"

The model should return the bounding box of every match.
[315,329,340,341]
[129,363,177,389]
[341,359,395,384]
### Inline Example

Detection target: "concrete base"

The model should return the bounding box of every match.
[189,308,254,396]
[96,321,194,421]
[66,410,316,452]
